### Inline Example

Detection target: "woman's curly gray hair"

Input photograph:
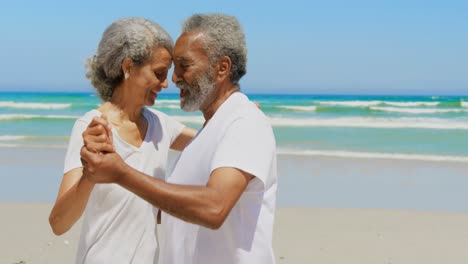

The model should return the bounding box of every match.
[86,18,173,101]
[182,14,247,88]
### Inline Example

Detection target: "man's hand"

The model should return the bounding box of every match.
[82,115,114,153]
[80,114,125,184]
[80,146,128,184]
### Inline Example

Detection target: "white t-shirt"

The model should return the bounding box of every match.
[63,107,184,264]
[160,92,277,264]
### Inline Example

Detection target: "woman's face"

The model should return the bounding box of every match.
[127,47,172,106]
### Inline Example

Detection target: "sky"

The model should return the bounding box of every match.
[1,0,467,95]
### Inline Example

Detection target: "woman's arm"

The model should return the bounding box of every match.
[170,127,198,151]
[49,168,95,235]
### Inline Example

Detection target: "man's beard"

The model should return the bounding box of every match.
[176,70,216,112]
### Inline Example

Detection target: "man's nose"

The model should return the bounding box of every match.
[172,70,181,84]
[161,78,169,89]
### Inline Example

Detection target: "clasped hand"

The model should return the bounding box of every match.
[80,115,124,183]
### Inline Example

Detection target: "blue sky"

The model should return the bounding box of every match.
[1,0,467,95]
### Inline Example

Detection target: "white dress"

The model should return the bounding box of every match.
[63,108,184,264]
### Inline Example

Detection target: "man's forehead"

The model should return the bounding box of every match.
[173,32,206,60]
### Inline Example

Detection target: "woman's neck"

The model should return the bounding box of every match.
[105,86,144,123]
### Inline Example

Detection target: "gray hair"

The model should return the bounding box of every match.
[86,17,173,101]
[182,14,247,87]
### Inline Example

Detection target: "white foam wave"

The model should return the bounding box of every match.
[155,99,180,104]
[316,100,442,108]
[163,105,182,109]
[0,135,29,141]
[317,100,381,107]
[371,107,466,114]
[70,114,467,130]
[0,143,67,148]
[0,143,21,148]
[0,114,79,120]
[461,101,468,108]
[268,116,468,130]
[277,106,317,112]
[382,101,439,107]
[0,101,71,109]
[277,149,468,162]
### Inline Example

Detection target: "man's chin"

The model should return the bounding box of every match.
[181,107,199,113]
[180,102,199,112]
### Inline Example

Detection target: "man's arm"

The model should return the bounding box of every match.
[170,127,197,151]
[81,147,253,229]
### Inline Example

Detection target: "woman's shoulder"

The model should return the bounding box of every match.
[76,109,101,124]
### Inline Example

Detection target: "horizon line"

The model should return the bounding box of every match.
[0,90,467,97]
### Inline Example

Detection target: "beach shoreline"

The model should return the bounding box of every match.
[2,146,468,211]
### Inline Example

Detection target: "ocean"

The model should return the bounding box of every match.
[1,91,467,162]
[2,91,468,210]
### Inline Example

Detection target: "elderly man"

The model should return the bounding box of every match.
[81,14,277,264]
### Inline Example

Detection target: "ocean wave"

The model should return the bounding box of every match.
[277,105,317,112]
[0,114,79,121]
[267,116,468,130]
[171,115,468,130]
[0,135,69,141]
[162,105,182,109]
[277,149,468,162]
[461,101,468,108]
[0,135,29,141]
[370,107,467,114]
[382,101,439,107]
[317,100,382,107]
[0,143,67,148]
[150,104,181,110]
[316,100,443,108]
[0,101,72,109]
[155,99,180,104]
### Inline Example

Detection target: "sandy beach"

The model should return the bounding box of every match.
[2,147,468,263]
[2,204,468,263]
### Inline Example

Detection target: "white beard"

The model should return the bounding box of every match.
[178,71,216,112]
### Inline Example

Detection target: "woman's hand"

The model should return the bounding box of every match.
[82,114,115,153]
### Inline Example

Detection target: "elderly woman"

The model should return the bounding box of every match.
[48,18,196,263]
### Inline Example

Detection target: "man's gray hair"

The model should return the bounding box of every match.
[182,14,247,87]
[86,17,173,101]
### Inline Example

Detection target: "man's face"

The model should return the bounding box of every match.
[172,32,216,112]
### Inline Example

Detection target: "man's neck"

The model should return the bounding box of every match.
[201,84,239,126]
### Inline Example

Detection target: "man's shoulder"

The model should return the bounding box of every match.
[227,93,269,122]
[235,104,270,130]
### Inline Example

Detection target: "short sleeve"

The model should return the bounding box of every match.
[210,117,276,189]
[63,119,88,174]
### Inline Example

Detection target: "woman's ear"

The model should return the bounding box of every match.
[121,58,133,78]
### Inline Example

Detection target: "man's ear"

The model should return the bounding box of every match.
[215,56,232,82]
[121,58,133,76]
